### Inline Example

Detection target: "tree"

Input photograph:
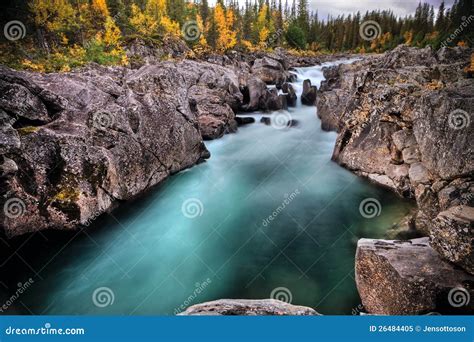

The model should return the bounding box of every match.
[285,21,306,49]
[214,3,237,52]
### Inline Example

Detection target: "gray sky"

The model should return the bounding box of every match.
[210,0,456,18]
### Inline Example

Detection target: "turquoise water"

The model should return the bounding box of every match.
[20,61,414,315]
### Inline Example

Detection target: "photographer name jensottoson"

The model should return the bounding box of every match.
[370,325,467,333]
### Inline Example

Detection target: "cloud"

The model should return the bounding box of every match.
[209,0,456,19]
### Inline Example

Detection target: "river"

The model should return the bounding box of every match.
[17,60,414,315]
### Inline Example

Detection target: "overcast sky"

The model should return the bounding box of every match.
[210,0,456,18]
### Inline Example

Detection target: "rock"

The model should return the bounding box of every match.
[281,83,297,107]
[252,56,289,85]
[408,162,431,184]
[301,79,317,105]
[178,299,320,316]
[0,62,217,237]
[235,117,255,126]
[430,206,474,275]
[323,46,473,238]
[356,237,474,315]
[198,115,226,140]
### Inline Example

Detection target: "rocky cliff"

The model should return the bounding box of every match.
[316,45,473,313]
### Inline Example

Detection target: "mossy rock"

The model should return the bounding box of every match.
[17,126,40,135]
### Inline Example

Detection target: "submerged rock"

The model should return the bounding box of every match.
[235,116,256,126]
[178,299,320,316]
[356,237,474,315]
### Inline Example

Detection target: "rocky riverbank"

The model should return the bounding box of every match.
[0,46,330,238]
[316,45,473,314]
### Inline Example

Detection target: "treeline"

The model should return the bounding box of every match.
[1,0,473,71]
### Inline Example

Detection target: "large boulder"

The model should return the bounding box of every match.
[178,299,320,316]
[251,54,294,85]
[356,238,474,315]
[0,62,220,237]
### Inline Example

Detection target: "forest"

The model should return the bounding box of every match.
[1,0,473,72]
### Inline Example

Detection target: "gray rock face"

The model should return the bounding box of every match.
[0,62,219,237]
[318,46,474,274]
[178,299,320,316]
[431,206,474,274]
[356,238,474,315]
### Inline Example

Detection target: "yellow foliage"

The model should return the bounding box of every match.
[145,0,167,20]
[404,30,413,45]
[92,0,110,18]
[130,4,158,36]
[457,41,467,47]
[259,27,270,47]
[214,4,237,53]
[160,16,180,36]
[21,59,46,72]
[30,0,77,33]
[103,17,121,46]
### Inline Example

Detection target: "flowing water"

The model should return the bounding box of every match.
[17,60,414,315]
